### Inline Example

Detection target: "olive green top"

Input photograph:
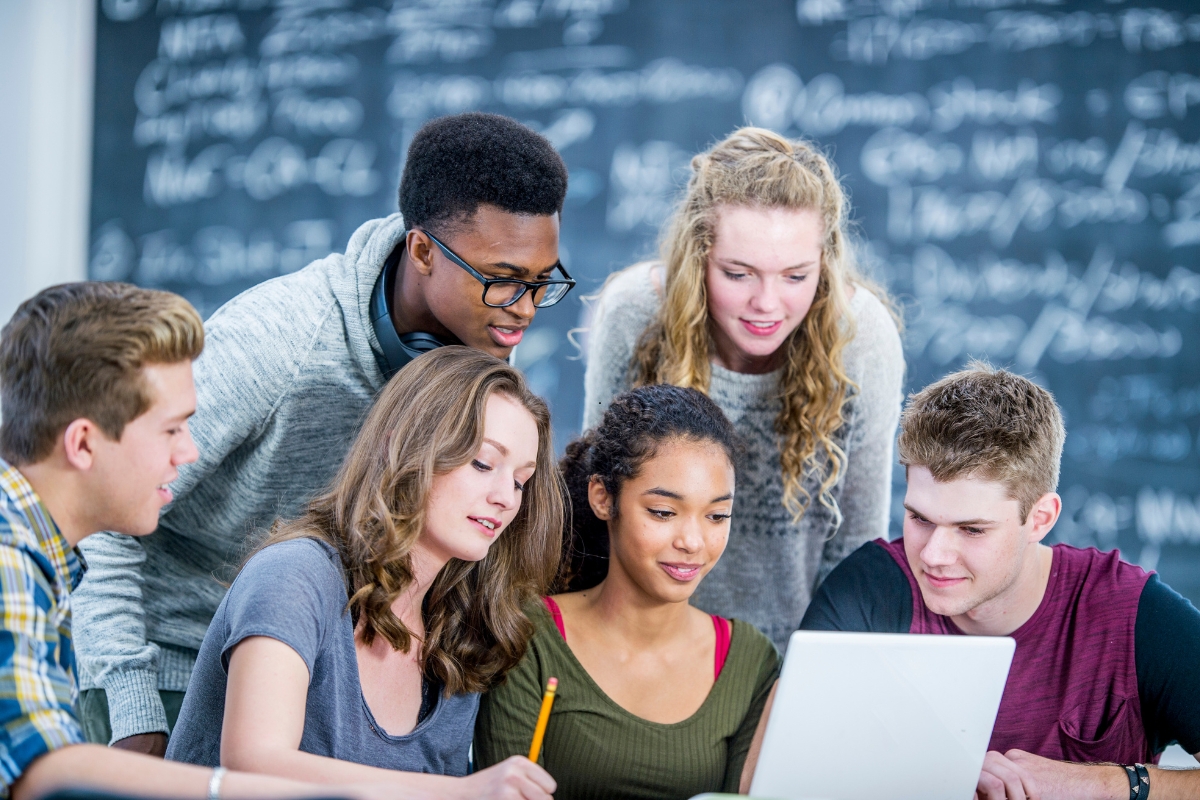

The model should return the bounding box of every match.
[474,603,779,800]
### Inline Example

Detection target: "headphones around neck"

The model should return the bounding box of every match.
[369,241,456,380]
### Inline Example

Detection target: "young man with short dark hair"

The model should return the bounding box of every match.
[0,283,387,800]
[72,112,573,753]
[799,363,1200,800]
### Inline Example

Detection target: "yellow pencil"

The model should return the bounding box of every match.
[527,676,558,762]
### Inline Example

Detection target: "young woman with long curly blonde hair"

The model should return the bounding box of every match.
[583,127,904,649]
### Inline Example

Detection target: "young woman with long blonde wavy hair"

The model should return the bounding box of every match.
[583,127,904,649]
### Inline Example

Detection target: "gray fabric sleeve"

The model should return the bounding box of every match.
[220,539,343,677]
[72,300,308,742]
[581,263,658,431]
[816,291,905,587]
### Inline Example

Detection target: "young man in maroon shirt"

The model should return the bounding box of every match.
[798,363,1200,800]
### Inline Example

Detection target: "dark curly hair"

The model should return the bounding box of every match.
[558,384,740,592]
[399,112,568,234]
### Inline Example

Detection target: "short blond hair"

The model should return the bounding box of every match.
[897,361,1065,521]
[0,282,204,464]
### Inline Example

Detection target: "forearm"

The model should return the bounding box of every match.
[226,745,444,790]
[13,744,332,800]
[997,750,1200,800]
[1145,764,1200,800]
[1052,763,1200,800]
[73,533,168,740]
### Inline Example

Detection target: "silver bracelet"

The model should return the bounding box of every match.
[207,766,227,800]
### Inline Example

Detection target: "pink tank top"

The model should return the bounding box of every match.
[880,538,1155,763]
[542,596,731,680]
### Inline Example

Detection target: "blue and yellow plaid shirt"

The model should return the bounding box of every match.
[0,458,86,795]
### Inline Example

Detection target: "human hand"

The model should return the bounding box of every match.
[976,749,1128,800]
[976,750,1040,800]
[458,755,556,800]
[110,732,168,757]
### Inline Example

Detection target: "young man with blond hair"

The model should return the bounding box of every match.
[0,283,547,800]
[800,363,1200,800]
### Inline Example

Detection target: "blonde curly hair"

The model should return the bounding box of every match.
[631,127,889,523]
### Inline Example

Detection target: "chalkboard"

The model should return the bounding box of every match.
[90,0,1200,604]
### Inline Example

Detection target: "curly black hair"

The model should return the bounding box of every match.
[399,112,568,234]
[557,384,741,592]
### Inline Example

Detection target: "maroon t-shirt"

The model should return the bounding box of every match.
[875,538,1155,763]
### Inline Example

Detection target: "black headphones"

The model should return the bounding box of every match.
[369,241,456,380]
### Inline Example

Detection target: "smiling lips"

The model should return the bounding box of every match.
[469,516,502,538]
[739,318,782,337]
[156,482,174,504]
[660,562,703,582]
[488,325,525,347]
[923,572,968,589]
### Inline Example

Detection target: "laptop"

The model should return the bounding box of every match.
[749,631,1015,800]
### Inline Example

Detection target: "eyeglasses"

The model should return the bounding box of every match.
[422,230,576,309]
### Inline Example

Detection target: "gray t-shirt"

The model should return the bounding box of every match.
[165,538,478,773]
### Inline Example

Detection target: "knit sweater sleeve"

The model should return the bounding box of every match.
[72,275,333,742]
[816,289,905,586]
[581,263,660,431]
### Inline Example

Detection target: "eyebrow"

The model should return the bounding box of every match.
[485,260,559,278]
[720,258,817,271]
[903,503,996,527]
[483,437,537,468]
[643,488,734,503]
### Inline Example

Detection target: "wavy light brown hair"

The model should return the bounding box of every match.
[631,127,886,522]
[258,347,565,694]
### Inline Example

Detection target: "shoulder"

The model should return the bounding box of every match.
[800,539,911,633]
[591,262,661,333]
[235,538,345,597]
[1055,545,1152,594]
[842,287,904,377]
[728,619,780,666]
[205,263,339,338]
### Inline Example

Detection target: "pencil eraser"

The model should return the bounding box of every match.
[547,677,558,688]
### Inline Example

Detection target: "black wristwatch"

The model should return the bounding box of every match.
[1122,763,1150,800]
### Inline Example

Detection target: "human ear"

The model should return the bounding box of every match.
[1026,492,1062,543]
[406,229,435,277]
[61,418,99,472]
[587,476,614,521]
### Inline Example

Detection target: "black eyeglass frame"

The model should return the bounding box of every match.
[421,230,576,309]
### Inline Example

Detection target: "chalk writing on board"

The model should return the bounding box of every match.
[90,0,1200,600]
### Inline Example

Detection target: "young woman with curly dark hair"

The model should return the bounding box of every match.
[475,385,779,800]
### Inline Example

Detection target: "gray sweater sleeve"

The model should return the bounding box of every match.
[817,289,905,586]
[581,262,660,430]
[72,294,318,742]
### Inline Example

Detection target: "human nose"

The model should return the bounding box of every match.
[488,471,520,512]
[175,424,199,467]
[506,288,537,322]
[748,277,781,313]
[920,525,959,567]
[674,516,704,554]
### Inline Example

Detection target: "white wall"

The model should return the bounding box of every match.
[0,0,95,325]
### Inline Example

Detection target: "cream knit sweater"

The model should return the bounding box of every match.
[583,262,905,649]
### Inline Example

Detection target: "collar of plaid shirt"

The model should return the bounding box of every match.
[0,458,86,594]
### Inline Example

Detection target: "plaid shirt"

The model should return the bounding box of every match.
[0,459,86,796]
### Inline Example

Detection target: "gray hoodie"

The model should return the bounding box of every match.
[73,213,405,742]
